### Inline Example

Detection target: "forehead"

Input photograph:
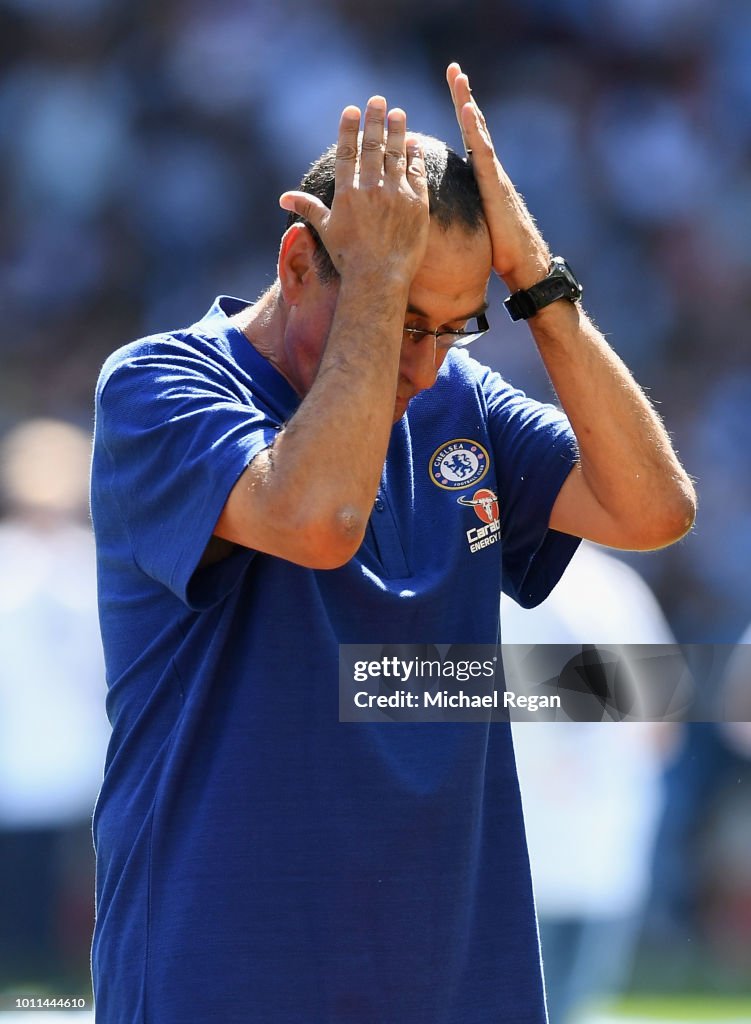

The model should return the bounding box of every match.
[408,220,492,323]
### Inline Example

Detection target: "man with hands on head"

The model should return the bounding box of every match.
[90,63,695,1024]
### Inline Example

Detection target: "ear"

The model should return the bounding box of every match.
[278,223,319,305]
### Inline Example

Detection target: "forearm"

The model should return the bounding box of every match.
[530,298,696,547]
[494,204,696,549]
[271,276,408,534]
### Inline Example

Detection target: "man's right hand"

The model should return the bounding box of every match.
[211,99,430,570]
[279,97,430,285]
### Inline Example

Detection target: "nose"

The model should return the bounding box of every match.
[399,333,440,396]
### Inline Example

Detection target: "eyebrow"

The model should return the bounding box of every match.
[406,301,489,323]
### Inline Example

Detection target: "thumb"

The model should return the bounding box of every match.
[279,191,329,232]
[405,135,428,201]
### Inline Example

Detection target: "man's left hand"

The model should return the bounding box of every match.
[446,62,551,293]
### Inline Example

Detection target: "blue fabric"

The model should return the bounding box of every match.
[90,296,580,1023]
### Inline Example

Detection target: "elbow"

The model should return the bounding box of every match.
[637,478,697,550]
[291,504,368,569]
[676,480,698,536]
[659,476,697,545]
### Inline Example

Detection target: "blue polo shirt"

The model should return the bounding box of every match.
[90,296,580,1024]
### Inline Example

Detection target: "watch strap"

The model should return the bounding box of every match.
[504,258,583,322]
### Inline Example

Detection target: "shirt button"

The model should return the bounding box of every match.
[374,497,385,512]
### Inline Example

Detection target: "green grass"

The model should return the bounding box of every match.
[604,994,751,1020]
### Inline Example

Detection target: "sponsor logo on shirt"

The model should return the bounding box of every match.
[457,487,501,554]
[429,439,490,490]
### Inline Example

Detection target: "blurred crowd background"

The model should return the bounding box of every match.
[0,0,749,1018]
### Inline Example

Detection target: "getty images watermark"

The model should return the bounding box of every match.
[338,644,750,723]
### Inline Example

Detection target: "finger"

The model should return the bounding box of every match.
[405,134,428,202]
[334,105,362,193]
[458,100,509,199]
[456,71,489,133]
[447,65,489,158]
[460,101,493,159]
[446,61,463,105]
[453,73,475,153]
[278,191,330,234]
[384,107,407,181]
[446,62,469,142]
[359,95,387,188]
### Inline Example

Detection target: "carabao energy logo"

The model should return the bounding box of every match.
[457,488,500,554]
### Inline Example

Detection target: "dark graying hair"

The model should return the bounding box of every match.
[285,133,484,283]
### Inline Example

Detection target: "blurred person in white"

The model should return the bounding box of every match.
[503,542,677,1023]
[0,419,109,988]
[720,622,751,752]
[709,625,751,969]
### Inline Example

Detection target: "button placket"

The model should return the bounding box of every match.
[369,487,410,578]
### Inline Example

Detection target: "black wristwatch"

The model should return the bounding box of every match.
[504,257,583,321]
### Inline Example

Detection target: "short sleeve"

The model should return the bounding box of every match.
[480,368,581,608]
[95,342,280,608]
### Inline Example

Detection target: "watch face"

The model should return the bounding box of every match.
[551,257,583,300]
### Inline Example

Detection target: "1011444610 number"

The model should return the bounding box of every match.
[15,998,87,1009]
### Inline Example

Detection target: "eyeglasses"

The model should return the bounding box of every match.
[402,313,490,351]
